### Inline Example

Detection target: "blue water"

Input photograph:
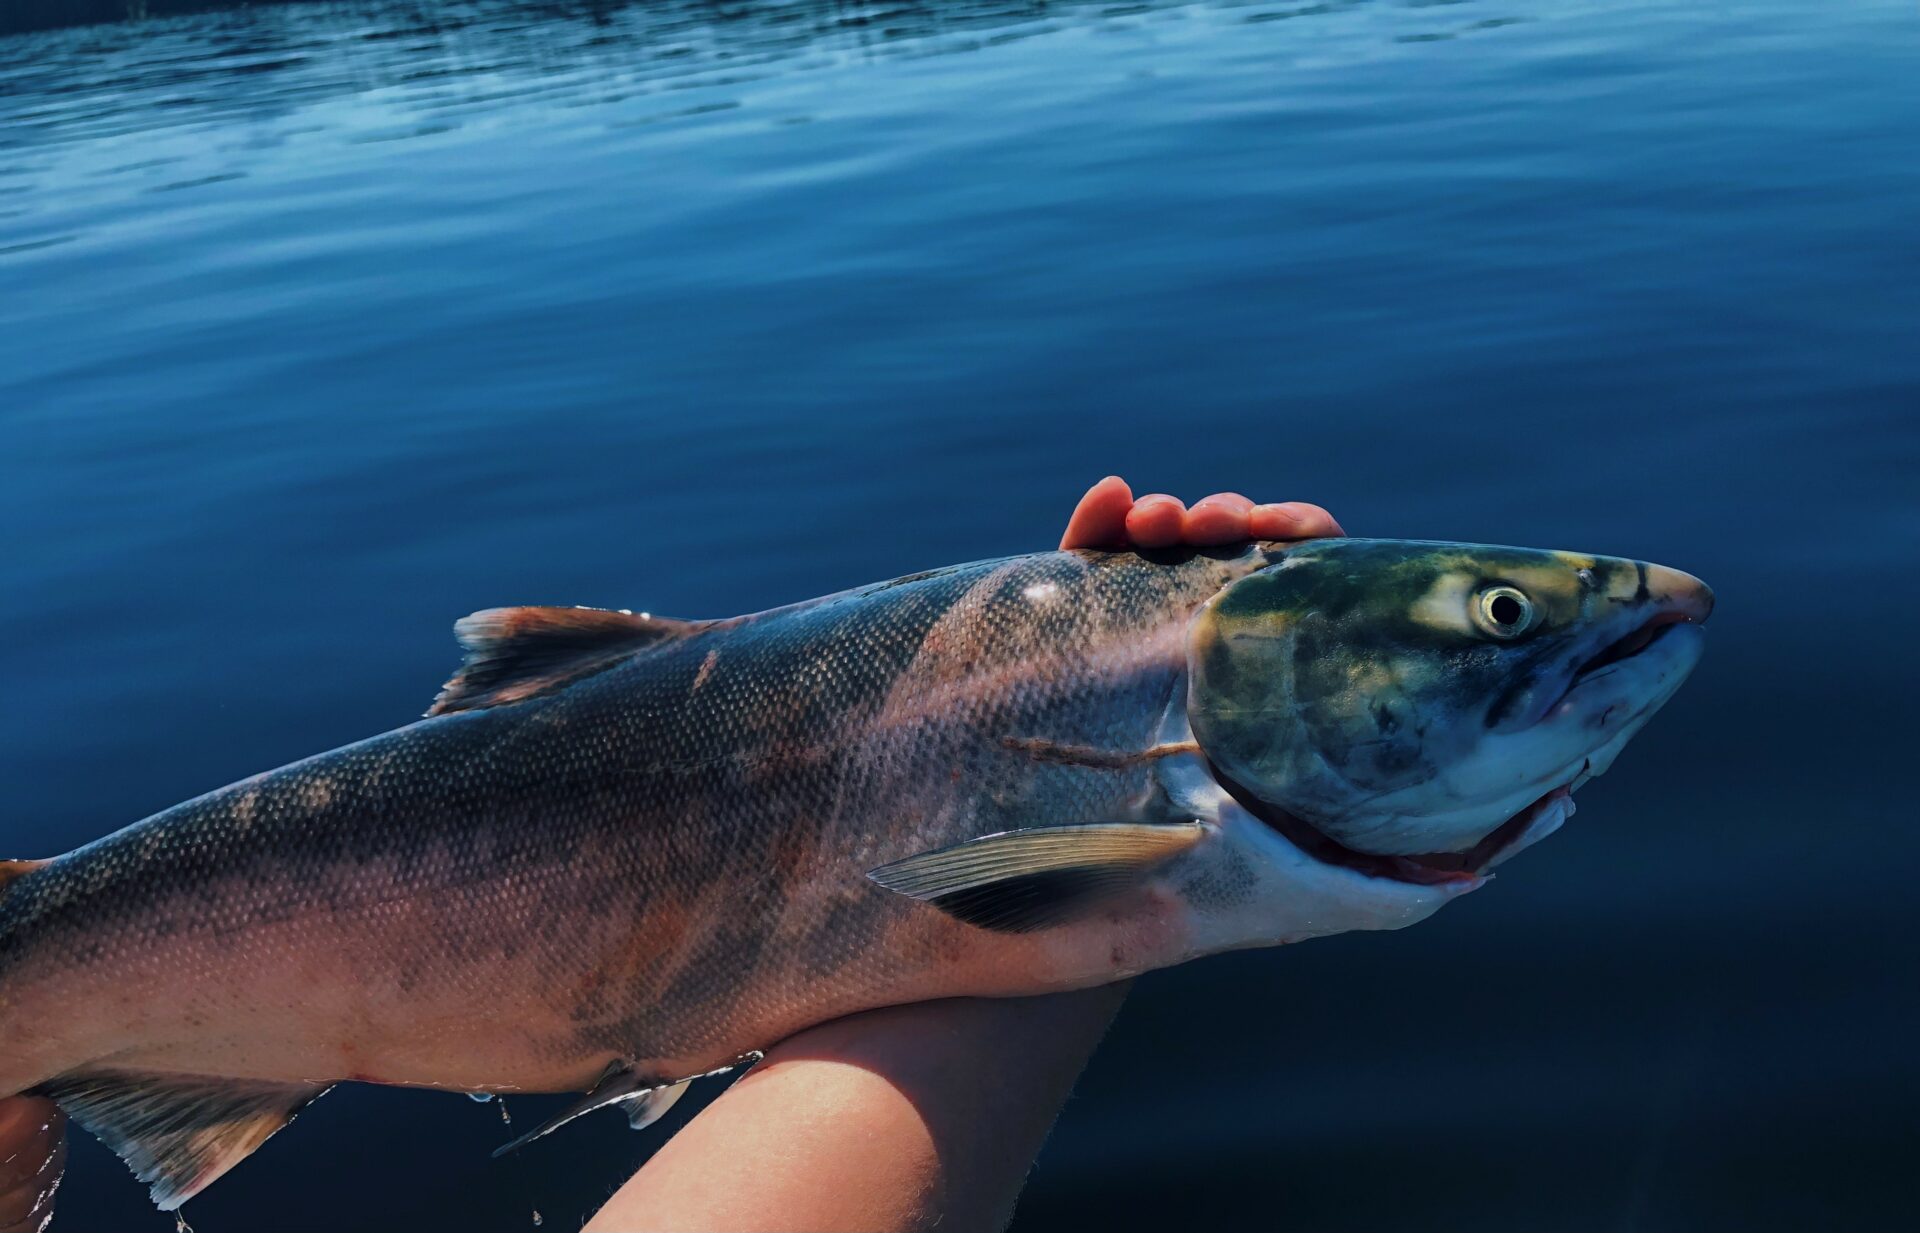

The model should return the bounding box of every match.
[3,0,1917,1227]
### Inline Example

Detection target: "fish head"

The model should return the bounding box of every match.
[1187,538,1711,871]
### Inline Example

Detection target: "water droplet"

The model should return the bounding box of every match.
[468,1091,494,1102]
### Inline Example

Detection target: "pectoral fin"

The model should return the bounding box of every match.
[491,1061,654,1157]
[867,822,1206,933]
[492,1054,752,1156]
[39,1070,329,1211]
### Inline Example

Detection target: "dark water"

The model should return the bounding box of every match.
[3,0,1916,1227]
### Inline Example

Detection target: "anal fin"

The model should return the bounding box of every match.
[39,1070,329,1210]
[867,822,1207,933]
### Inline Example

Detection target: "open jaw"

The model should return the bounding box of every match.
[1212,765,1578,887]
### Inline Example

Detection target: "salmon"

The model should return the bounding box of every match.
[0,538,1712,1209]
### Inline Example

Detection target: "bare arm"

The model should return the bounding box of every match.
[584,986,1130,1233]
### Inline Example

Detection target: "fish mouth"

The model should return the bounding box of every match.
[1566,610,1695,690]
[1211,762,1575,887]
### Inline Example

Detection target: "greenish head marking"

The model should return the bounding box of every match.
[1188,538,1711,857]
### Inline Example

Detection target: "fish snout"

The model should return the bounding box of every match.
[1644,562,1714,624]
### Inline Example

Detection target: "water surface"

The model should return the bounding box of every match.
[3,0,1916,1228]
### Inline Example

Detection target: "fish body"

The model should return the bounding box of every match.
[0,538,1711,1207]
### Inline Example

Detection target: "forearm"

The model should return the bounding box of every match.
[585,983,1129,1233]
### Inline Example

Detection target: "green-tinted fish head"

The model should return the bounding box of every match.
[1188,538,1711,869]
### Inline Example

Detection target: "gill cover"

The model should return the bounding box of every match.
[1186,539,1708,857]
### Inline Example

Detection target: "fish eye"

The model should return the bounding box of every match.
[1473,586,1536,639]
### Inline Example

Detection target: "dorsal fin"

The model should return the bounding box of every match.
[429,606,705,716]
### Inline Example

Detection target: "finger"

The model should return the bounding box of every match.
[0,1099,61,1189]
[1123,494,1187,549]
[1181,493,1254,545]
[0,1097,64,1233]
[1249,501,1345,541]
[0,1134,62,1233]
[1058,476,1134,551]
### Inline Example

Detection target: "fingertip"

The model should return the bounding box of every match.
[1124,494,1186,549]
[1250,501,1344,540]
[1059,476,1136,550]
[1184,493,1253,545]
[1247,504,1297,538]
[1292,501,1346,536]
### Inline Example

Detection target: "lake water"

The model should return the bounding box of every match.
[3,0,1916,1228]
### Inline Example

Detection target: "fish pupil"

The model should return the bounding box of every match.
[1489,594,1524,627]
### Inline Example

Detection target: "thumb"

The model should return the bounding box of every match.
[0,1096,66,1233]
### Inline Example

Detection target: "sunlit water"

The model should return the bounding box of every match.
[3,0,1916,1228]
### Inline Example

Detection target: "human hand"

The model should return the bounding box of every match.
[0,1096,63,1233]
[1,479,1343,1233]
[1059,474,1343,550]
[586,477,1346,1231]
